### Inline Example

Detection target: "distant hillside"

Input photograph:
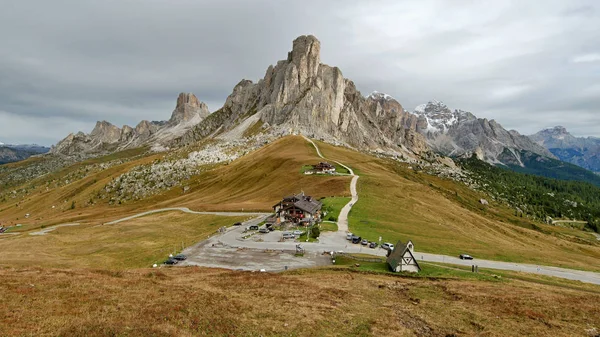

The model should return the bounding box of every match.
[0,144,49,165]
[460,155,600,233]
[499,149,600,187]
[530,126,600,173]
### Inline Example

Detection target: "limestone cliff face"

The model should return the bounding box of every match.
[177,35,427,155]
[51,93,210,156]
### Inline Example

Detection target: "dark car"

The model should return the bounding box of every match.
[248,225,259,230]
[351,236,362,244]
[361,239,368,245]
[369,242,378,249]
[233,222,242,226]
[459,254,474,260]
[164,258,178,265]
[173,254,187,261]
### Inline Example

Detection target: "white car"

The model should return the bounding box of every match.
[346,233,353,240]
[381,242,395,251]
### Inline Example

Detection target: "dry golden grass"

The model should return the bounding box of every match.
[0,212,245,269]
[0,136,349,228]
[0,266,598,336]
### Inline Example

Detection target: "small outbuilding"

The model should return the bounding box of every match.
[386,240,421,273]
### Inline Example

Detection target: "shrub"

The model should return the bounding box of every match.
[311,226,320,238]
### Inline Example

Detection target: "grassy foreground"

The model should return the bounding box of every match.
[1,266,599,336]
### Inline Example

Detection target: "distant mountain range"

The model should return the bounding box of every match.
[412,100,554,165]
[529,126,600,173]
[9,35,600,188]
[0,143,50,165]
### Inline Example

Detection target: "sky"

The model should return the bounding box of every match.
[1,0,599,146]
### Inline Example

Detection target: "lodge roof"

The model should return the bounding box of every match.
[293,198,322,214]
[386,240,421,271]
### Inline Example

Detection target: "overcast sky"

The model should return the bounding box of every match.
[1,0,599,145]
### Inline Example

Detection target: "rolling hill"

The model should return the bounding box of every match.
[2,136,599,272]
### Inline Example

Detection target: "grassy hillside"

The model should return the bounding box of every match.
[0,137,349,228]
[0,212,246,269]
[313,140,600,271]
[2,136,600,272]
[461,155,600,233]
[1,267,599,336]
[504,149,600,186]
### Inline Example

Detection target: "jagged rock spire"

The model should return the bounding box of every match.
[169,93,210,125]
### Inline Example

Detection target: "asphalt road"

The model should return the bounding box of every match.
[210,223,600,285]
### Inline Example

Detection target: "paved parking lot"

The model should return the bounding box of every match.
[180,241,331,272]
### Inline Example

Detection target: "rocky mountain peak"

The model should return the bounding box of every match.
[530,126,600,172]
[287,35,321,84]
[368,91,396,102]
[90,121,121,144]
[538,126,570,138]
[169,93,210,125]
[414,100,448,114]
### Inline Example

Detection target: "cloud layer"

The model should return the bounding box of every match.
[1,0,599,145]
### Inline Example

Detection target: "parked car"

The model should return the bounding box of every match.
[459,254,474,260]
[248,225,259,230]
[293,230,304,236]
[361,239,368,245]
[259,227,269,233]
[233,222,242,226]
[164,258,178,265]
[268,227,275,231]
[369,242,378,249]
[282,232,295,240]
[173,254,187,261]
[351,236,362,244]
[346,233,353,240]
[381,243,395,251]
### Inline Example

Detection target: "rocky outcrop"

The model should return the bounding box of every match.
[169,93,210,125]
[51,93,210,156]
[413,100,555,165]
[177,35,428,157]
[89,121,121,145]
[530,126,600,172]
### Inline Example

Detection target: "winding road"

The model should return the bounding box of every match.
[302,136,358,234]
[104,207,269,225]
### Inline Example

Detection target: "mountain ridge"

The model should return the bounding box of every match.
[529,126,600,172]
[0,144,50,165]
[50,93,210,157]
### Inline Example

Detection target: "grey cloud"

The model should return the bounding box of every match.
[0,0,599,145]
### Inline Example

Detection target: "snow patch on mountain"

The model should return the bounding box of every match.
[368,91,395,101]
